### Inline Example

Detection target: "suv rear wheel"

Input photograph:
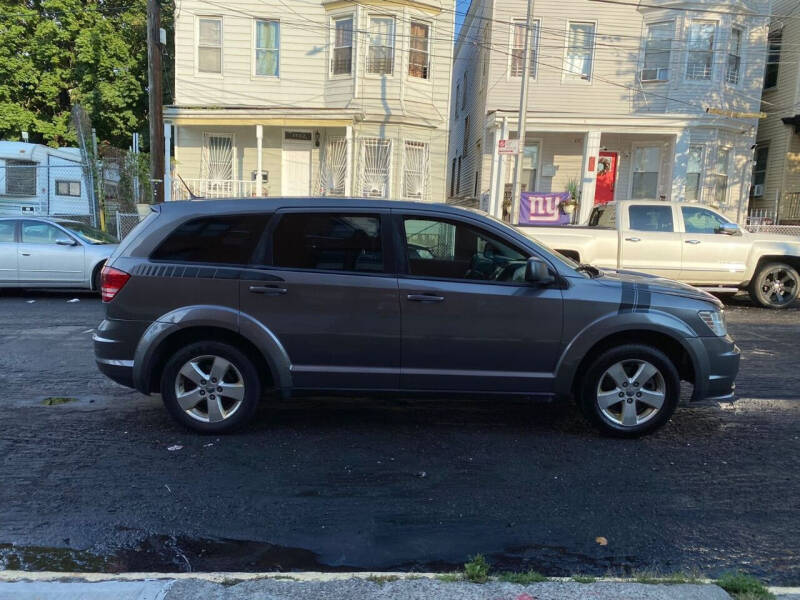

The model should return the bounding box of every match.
[578,344,679,438]
[160,341,261,433]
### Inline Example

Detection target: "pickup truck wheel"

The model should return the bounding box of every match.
[160,341,261,434]
[578,344,679,438]
[749,262,799,309]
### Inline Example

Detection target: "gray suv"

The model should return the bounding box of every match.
[94,198,740,437]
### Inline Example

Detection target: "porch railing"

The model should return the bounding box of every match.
[172,178,263,201]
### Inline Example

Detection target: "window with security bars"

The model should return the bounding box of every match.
[686,21,716,80]
[202,134,234,188]
[368,16,394,75]
[320,137,348,196]
[359,138,391,198]
[510,20,538,77]
[198,17,222,73]
[332,16,353,75]
[5,160,36,196]
[726,28,743,84]
[403,141,428,200]
[409,21,430,79]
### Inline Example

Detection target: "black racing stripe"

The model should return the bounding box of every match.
[636,284,652,313]
[619,282,635,313]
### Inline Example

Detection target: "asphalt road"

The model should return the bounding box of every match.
[0,290,798,583]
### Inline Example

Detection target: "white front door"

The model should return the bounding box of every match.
[282,130,312,196]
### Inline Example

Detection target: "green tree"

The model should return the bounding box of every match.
[0,0,168,148]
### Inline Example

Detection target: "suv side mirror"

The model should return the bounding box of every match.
[56,238,77,246]
[525,257,554,285]
[717,222,740,236]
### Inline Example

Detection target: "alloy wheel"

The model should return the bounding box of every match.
[174,355,245,423]
[760,267,798,307]
[596,359,666,427]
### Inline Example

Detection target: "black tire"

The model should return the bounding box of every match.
[160,341,261,433]
[92,263,104,292]
[578,344,680,438]
[749,262,800,309]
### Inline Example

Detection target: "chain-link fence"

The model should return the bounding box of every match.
[746,224,800,236]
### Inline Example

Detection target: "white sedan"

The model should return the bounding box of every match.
[0,217,118,291]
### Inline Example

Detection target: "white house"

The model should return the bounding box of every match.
[449,0,770,223]
[167,0,454,203]
[0,142,92,218]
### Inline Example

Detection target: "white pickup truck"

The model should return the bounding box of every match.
[524,200,800,309]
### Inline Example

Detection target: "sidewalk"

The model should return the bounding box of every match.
[2,571,793,600]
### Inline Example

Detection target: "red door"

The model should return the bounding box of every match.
[594,151,618,204]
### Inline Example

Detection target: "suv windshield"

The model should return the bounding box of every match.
[57,221,118,244]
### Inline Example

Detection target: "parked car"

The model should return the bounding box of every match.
[94,198,739,437]
[523,200,800,309]
[0,217,118,290]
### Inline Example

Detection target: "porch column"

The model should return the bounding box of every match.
[491,117,509,219]
[163,122,172,202]
[256,125,263,196]
[345,125,353,196]
[578,131,602,223]
[671,129,690,203]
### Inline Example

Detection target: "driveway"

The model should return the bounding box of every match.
[0,290,798,583]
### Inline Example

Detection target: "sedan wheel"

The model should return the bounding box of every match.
[596,359,666,427]
[175,355,246,424]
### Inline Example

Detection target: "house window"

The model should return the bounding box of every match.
[462,115,469,154]
[454,82,461,117]
[198,17,222,73]
[764,28,781,89]
[642,22,672,82]
[712,146,731,205]
[462,71,468,110]
[686,145,704,202]
[332,16,353,75]
[565,22,595,80]
[450,157,457,197]
[56,180,81,197]
[456,156,462,194]
[523,142,539,192]
[202,133,234,183]
[5,160,36,196]
[403,141,428,199]
[367,16,395,75]
[752,146,768,196]
[686,21,716,80]
[360,138,391,198]
[631,147,661,199]
[409,21,430,79]
[254,20,279,77]
[726,28,743,84]
[511,19,539,78]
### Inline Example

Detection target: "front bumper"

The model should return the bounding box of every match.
[693,335,740,401]
[93,318,149,390]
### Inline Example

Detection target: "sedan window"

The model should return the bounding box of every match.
[403,217,526,282]
[21,221,67,244]
[0,221,14,242]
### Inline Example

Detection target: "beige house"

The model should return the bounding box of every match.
[753,0,800,223]
[449,0,770,223]
[166,0,454,203]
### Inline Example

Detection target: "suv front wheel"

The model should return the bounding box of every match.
[160,341,261,433]
[578,344,680,438]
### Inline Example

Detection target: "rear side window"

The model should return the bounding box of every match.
[628,205,674,232]
[151,214,270,265]
[271,213,384,273]
[0,221,15,242]
[589,205,616,228]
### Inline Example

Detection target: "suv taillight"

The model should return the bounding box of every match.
[100,266,130,302]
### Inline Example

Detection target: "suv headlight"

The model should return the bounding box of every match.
[698,310,727,336]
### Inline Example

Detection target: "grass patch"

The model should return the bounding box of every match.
[497,570,548,584]
[716,572,774,600]
[632,570,703,585]
[436,572,463,582]
[572,575,596,584]
[365,575,400,585]
[464,554,490,583]
[42,397,78,406]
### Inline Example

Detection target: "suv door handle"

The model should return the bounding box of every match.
[407,293,445,303]
[624,237,641,243]
[685,239,701,245]
[249,285,287,296]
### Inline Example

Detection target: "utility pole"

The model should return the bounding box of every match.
[510,0,535,225]
[147,0,165,203]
